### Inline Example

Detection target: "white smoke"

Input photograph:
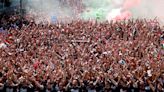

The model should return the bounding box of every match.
[25,0,76,24]
[130,0,164,24]
[23,0,164,24]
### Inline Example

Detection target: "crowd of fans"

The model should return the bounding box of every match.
[0,13,164,92]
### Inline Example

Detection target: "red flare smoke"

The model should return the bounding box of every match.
[123,0,141,9]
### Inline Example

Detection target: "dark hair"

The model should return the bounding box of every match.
[0,72,2,77]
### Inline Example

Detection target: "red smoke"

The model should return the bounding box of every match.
[115,10,132,20]
[116,0,141,21]
[123,0,141,9]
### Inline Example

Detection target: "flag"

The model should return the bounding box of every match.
[51,16,57,24]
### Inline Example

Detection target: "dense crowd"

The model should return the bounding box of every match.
[0,13,164,92]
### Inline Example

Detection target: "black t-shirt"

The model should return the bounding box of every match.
[80,85,87,92]
[27,87,35,92]
[111,85,120,92]
[95,83,104,92]
[0,85,4,92]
